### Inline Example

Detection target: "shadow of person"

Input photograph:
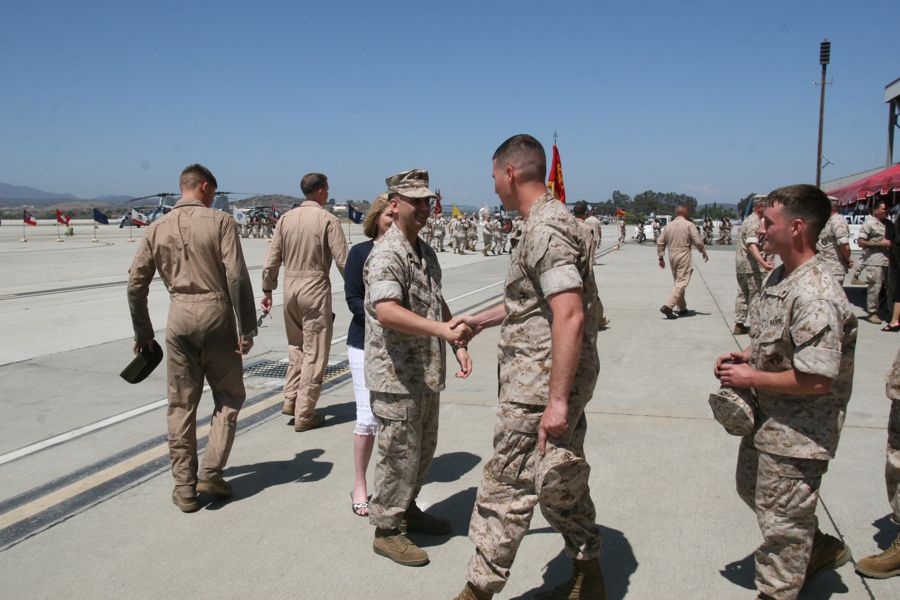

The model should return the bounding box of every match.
[409,487,477,548]
[720,551,850,598]
[511,524,637,600]
[210,449,333,507]
[720,552,756,590]
[426,452,482,484]
[843,286,867,312]
[871,514,898,550]
[675,310,710,318]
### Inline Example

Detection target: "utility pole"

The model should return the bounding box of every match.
[816,39,831,188]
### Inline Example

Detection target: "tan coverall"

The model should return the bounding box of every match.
[656,215,707,311]
[262,201,348,423]
[127,198,257,498]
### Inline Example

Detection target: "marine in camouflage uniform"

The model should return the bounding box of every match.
[482,215,494,256]
[815,204,852,287]
[421,215,434,246]
[468,215,479,251]
[718,185,857,600]
[617,219,626,244]
[433,215,446,252]
[856,348,900,578]
[858,203,891,322]
[734,199,771,334]
[458,188,603,597]
[364,169,472,567]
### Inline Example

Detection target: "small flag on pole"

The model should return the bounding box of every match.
[93,208,109,224]
[434,190,443,216]
[131,208,150,226]
[451,204,463,218]
[547,143,566,203]
[616,208,626,218]
[56,209,71,225]
[348,204,364,224]
[232,207,248,225]
[23,210,37,226]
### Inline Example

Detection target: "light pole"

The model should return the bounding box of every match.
[816,39,830,188]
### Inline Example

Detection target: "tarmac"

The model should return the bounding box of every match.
[0,221,898,600]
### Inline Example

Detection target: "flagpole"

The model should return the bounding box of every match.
[21,219,26,243]
[56,219,62,242]
[92,208,99,242]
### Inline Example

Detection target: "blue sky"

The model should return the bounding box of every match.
[1,0,896,206]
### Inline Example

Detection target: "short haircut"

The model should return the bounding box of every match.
[765,184,830,240]
[363,193,390,239]
[873,200,887,213]
[300,173,328,197]
[573,201,588,216]
[675,203,689,217]
[179,164,217,190]
[492,134,546,183]
[830,198,839,209]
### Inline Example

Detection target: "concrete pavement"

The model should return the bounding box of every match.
[0,223,898,599]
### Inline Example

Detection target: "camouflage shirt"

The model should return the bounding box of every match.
[498,191,600,407]
[888,347,900,402]
[749,255,857,460]
[816,212,852,275]
[736,213,763,274]
[859,215,890,267]
[364,223,446,394]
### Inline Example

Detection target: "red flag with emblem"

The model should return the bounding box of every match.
[434,189,442,216]
[547,144,566,203]
[56,209,71,225]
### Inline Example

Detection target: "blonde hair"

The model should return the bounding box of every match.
[363,192,390,239]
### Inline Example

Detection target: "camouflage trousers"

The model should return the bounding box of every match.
[734,271,764,327]
[886,399,900,523]
[736,439,829,599]
[466,399,601,594]
[865,265,888,314]
[368,391,440,529]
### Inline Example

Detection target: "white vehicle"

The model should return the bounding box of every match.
[642,214,672,241]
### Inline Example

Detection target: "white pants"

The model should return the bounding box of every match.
[348,345,375,436]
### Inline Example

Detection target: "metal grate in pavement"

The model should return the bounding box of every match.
[243,359,349,381]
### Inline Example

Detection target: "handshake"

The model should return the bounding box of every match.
[440,315,485,345]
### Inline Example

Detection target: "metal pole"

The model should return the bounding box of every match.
[889,100,897,168]
[816,39,830,188]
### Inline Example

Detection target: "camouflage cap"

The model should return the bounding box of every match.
[707,386,756,436]
[386,169,436,199]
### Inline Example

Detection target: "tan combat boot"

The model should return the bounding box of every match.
[294,413,325,432]
[197,475,233,498]
[452,582,493,600]
[372,527,429,566]
[856,531,900,579]
[535,558,607,599]
[804,530,852,587]
[281,399,295,415]
[171,489,200,513]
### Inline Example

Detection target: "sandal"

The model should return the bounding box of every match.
[881,323,900,332]
[350,491,369,517]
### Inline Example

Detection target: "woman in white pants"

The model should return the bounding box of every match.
[344,194,392,516]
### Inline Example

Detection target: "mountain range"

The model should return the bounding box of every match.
[0,182,133,206]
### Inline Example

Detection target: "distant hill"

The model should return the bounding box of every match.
[0,182,134,206]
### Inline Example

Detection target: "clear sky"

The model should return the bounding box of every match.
[1,0,896,206]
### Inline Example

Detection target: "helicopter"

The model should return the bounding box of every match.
[116,192,265,228]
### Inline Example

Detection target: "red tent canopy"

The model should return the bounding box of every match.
[830,164,900,206]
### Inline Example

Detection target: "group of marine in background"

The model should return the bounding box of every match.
[419,212,525,256]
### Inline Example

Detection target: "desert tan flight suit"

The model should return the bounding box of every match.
[127,198,257,499]
[262,200,348,424]
[656,215,707,311]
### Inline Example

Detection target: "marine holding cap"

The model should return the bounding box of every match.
[714,184,857,599]
[127,163,257,513]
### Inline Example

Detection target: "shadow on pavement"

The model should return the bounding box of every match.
[410,486,477,547]
[216,448,333,505]
[720,552,755,590]
[426,451,482,484]
[720,551,851,598]
[844,286,866,312]
[512,524,636,600]
[286,400,357,429]
[871,514,898,550]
